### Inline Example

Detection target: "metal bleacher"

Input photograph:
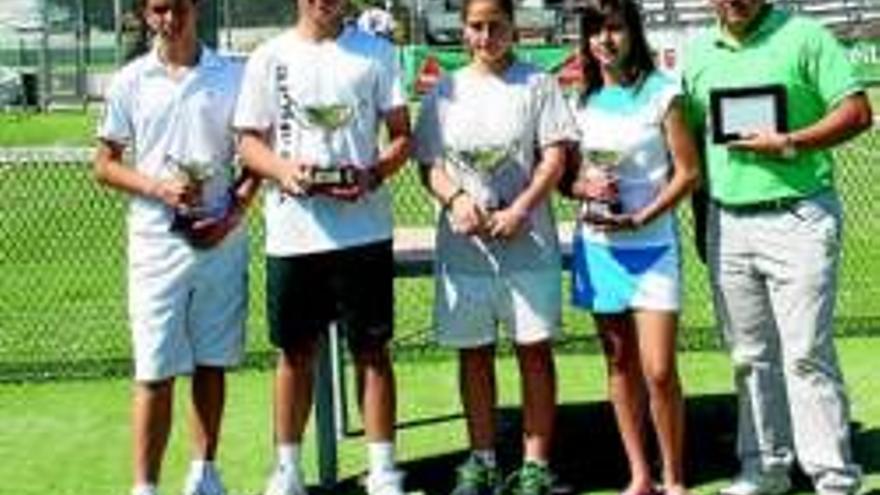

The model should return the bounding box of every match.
[613,0,878,28]
[424,0,880,45]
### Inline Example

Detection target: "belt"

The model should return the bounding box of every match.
[715,196,803,214]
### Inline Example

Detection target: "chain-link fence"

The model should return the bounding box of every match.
[1,126,879,381]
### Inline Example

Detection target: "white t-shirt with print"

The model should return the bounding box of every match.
[234,26,406,256]
[98,47,243,236]
[414,61,578,275]
[572,71,681,247]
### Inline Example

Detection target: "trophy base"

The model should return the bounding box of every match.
[170,208,227,233]
[310,167,358,188]
[581,199,623,221]
[170,213,199,233]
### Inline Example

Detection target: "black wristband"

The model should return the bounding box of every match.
[367,168,384,191]
[444,188,465,209]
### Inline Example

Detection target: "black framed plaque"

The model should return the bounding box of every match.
[710,84,788,144]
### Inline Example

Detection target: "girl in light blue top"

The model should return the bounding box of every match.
[567,1,700,495]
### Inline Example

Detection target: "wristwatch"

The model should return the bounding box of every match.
[780,134,797,160]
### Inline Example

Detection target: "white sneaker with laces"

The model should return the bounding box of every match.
[366,469,405,495]
[719,471,791,495]
[264,464,308,495]
[182,463,226,495]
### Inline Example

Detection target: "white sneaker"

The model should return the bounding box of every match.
[132,484,159,495]
[366,469,405,495]
[182,463,226,495]
[264,464,308,495]
[719,471,791,495]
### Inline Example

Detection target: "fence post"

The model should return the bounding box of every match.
[314,322,347,489]
[197,0,219,49]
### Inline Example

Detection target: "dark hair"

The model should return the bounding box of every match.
[578,0,654,97]
[127,0,200,60]
[460,0,515,23]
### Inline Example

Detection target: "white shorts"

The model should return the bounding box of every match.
[128,227,248,382]
[434,268,561,348]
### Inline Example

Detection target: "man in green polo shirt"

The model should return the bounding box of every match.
[682,1,872,495]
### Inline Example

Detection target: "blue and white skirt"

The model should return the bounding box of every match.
[571,237,681,314]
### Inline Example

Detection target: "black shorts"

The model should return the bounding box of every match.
[266,240,394,350]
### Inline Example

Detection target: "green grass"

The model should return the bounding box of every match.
[0,110,99,147]
[1,337,878,495]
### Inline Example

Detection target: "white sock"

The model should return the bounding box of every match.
[367,441,396,475]
[131,483,157,495]
[473,449,497,468]
[524,455,548,467]
[277,443,302,471]
[189,459,214,474]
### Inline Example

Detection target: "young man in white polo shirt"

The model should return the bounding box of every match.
[94,1,258,494]
[234,0,411,493]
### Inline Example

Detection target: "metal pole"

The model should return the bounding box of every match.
[114,0,123,67]
[39,2,50,111]
[75,0,86,101]
[329,322,349,441]
[410,0,418,44]
[223,0,232,51]
[196,0,218,48]
[314,330,339,489]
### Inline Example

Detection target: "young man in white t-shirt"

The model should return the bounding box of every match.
[94,1,258,494]
[233,0,411,493]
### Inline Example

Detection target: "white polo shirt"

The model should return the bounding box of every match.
[98,46,244,236]
[234,26,406,256]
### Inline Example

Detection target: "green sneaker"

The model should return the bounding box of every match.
[451,456,500,495]
[505,461,554,495]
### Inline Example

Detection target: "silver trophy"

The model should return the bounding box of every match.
[167,156,230,231]
[445,143,517,210]
[579,148,624,221]
[294,102,357,187]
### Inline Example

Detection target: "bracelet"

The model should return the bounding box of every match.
[444,188,466,209]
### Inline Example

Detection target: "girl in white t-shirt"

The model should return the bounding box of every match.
[565,1,700,495]
[414,0,577,493]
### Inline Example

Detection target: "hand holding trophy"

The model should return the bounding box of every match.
[576,148,624,224]
[444,143,516,211]
[167,156,238,248]
[296,102,362,197]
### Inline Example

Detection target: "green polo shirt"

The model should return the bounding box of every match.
[682,6,863,205]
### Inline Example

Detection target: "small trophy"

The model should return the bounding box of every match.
[445,143,517,210]
[167,156,229,232]
[296,102,358,188]
[579,148,623,221]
